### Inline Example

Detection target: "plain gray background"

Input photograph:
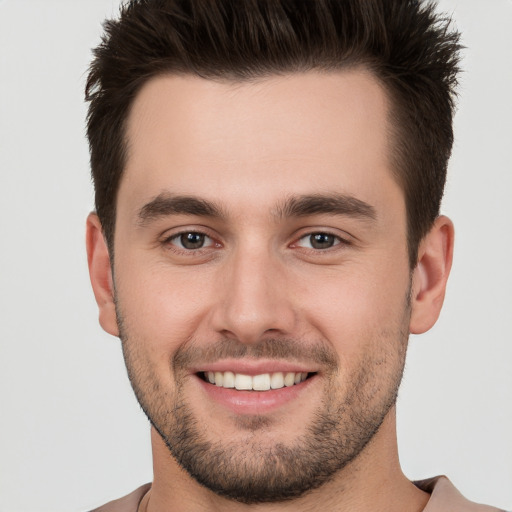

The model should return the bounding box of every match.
[0,1,511,510]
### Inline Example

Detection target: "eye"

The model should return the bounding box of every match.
[296,232,341,250]
[169,232,214,250]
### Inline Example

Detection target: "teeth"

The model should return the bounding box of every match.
[214,371,224,387]
[204,371,310,391]
[284,372,295,387]
[234,373,252,390]
[253,374,271,391]
[270,372,284,389]
[223,371,235,388]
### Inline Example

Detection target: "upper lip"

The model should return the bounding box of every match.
[190,359,318,376]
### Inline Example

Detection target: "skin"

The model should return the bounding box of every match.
[87,70,454,512]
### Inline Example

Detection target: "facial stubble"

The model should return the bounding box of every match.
[116,294,411,504]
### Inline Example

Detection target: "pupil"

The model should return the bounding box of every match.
[181,232,204,249]
[311,233,334,249]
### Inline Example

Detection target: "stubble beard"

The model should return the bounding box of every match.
[116,297,410,504]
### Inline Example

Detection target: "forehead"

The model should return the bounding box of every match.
[120,70,399,218]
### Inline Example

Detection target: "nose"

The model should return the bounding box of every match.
[210,244,296,344]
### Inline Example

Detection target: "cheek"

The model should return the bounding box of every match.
[294,260,410,356]
[114,258,216,356]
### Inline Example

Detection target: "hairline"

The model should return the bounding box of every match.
[108,65,423,266]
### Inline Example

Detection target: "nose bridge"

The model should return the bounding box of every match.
[212,239,295,342]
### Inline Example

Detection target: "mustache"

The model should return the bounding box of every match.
[173,337,339,372]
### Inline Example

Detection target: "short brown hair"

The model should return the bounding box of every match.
[86,0,461,266]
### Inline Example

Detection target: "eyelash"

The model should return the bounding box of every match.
[163,231,218,254]
[294,232,349,251]
[162,229,351,256]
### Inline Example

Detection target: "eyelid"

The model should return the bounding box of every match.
[169,232,215,249]
[160,226,222,252]
[159,226,353,253]
[295,233,341,249]
[160,224,216,240]
[290,228,353,248]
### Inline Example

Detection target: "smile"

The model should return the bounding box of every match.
[201,371,313,391]
[193,361,320,414]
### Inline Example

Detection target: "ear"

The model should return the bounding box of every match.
[86,213,119,337]
[409,215,454,334]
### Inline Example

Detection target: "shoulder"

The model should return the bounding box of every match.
[89,484,151,512]
[415,476,507,512]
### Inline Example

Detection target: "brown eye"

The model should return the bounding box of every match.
[170,232,213,250]
[296,232,341,250]
[310,233,337,249]
[181,233,205,249]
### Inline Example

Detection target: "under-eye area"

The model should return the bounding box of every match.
[198,371,317,391]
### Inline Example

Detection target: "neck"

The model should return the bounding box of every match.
[146,408,430,512]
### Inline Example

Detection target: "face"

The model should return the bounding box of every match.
[111,71,413,502]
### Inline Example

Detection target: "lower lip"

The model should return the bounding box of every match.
[195,375,316,415]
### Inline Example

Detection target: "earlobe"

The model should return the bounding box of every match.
[86,213,119,337]
[409,215,454,335]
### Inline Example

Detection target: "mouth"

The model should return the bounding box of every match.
[198,370,316,391]
[191,360,320,414]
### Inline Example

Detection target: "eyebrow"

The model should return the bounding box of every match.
[138,193,226,225]
[274,193,377,221]
[137,192,376,225]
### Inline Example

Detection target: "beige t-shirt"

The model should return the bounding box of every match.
[415,477,506,512]
[89,476,506,512]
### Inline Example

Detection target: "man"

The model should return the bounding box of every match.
[84,1,504,510]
